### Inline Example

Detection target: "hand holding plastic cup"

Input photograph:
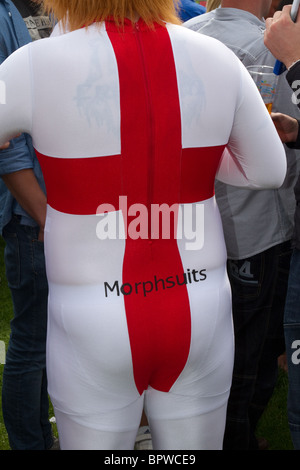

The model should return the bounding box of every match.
[246,65,278,113]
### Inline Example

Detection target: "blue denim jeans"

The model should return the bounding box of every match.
[223,241,291,450]
[284,248,300,450]
[2,216,53,450]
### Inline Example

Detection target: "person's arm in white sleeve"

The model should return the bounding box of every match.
[216,60,287,189]
[0,44,32,144]
[0,45,46,238]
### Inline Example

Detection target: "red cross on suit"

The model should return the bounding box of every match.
[36,20,225,395]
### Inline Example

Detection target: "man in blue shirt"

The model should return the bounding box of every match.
[0,0,55,450]
[177,0,206,21]
[185,0,300,450]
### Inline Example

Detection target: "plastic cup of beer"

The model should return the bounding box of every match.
[246,65,278,113]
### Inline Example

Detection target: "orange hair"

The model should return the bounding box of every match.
[43,0,182,31]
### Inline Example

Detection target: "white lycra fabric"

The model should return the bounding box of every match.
[0,20,286,449]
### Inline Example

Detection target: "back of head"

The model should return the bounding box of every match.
[43,0,182,31]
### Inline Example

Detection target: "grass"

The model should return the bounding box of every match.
[0,236,12,450]
[256,368,293,450]
[0,235,295,450]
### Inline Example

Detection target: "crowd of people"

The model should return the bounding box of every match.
[0,0,299,451]
[185,0,300,450]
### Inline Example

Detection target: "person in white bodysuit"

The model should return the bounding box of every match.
[0,0,287,450]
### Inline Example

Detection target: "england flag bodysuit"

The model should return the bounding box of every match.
[0,19,286,449]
